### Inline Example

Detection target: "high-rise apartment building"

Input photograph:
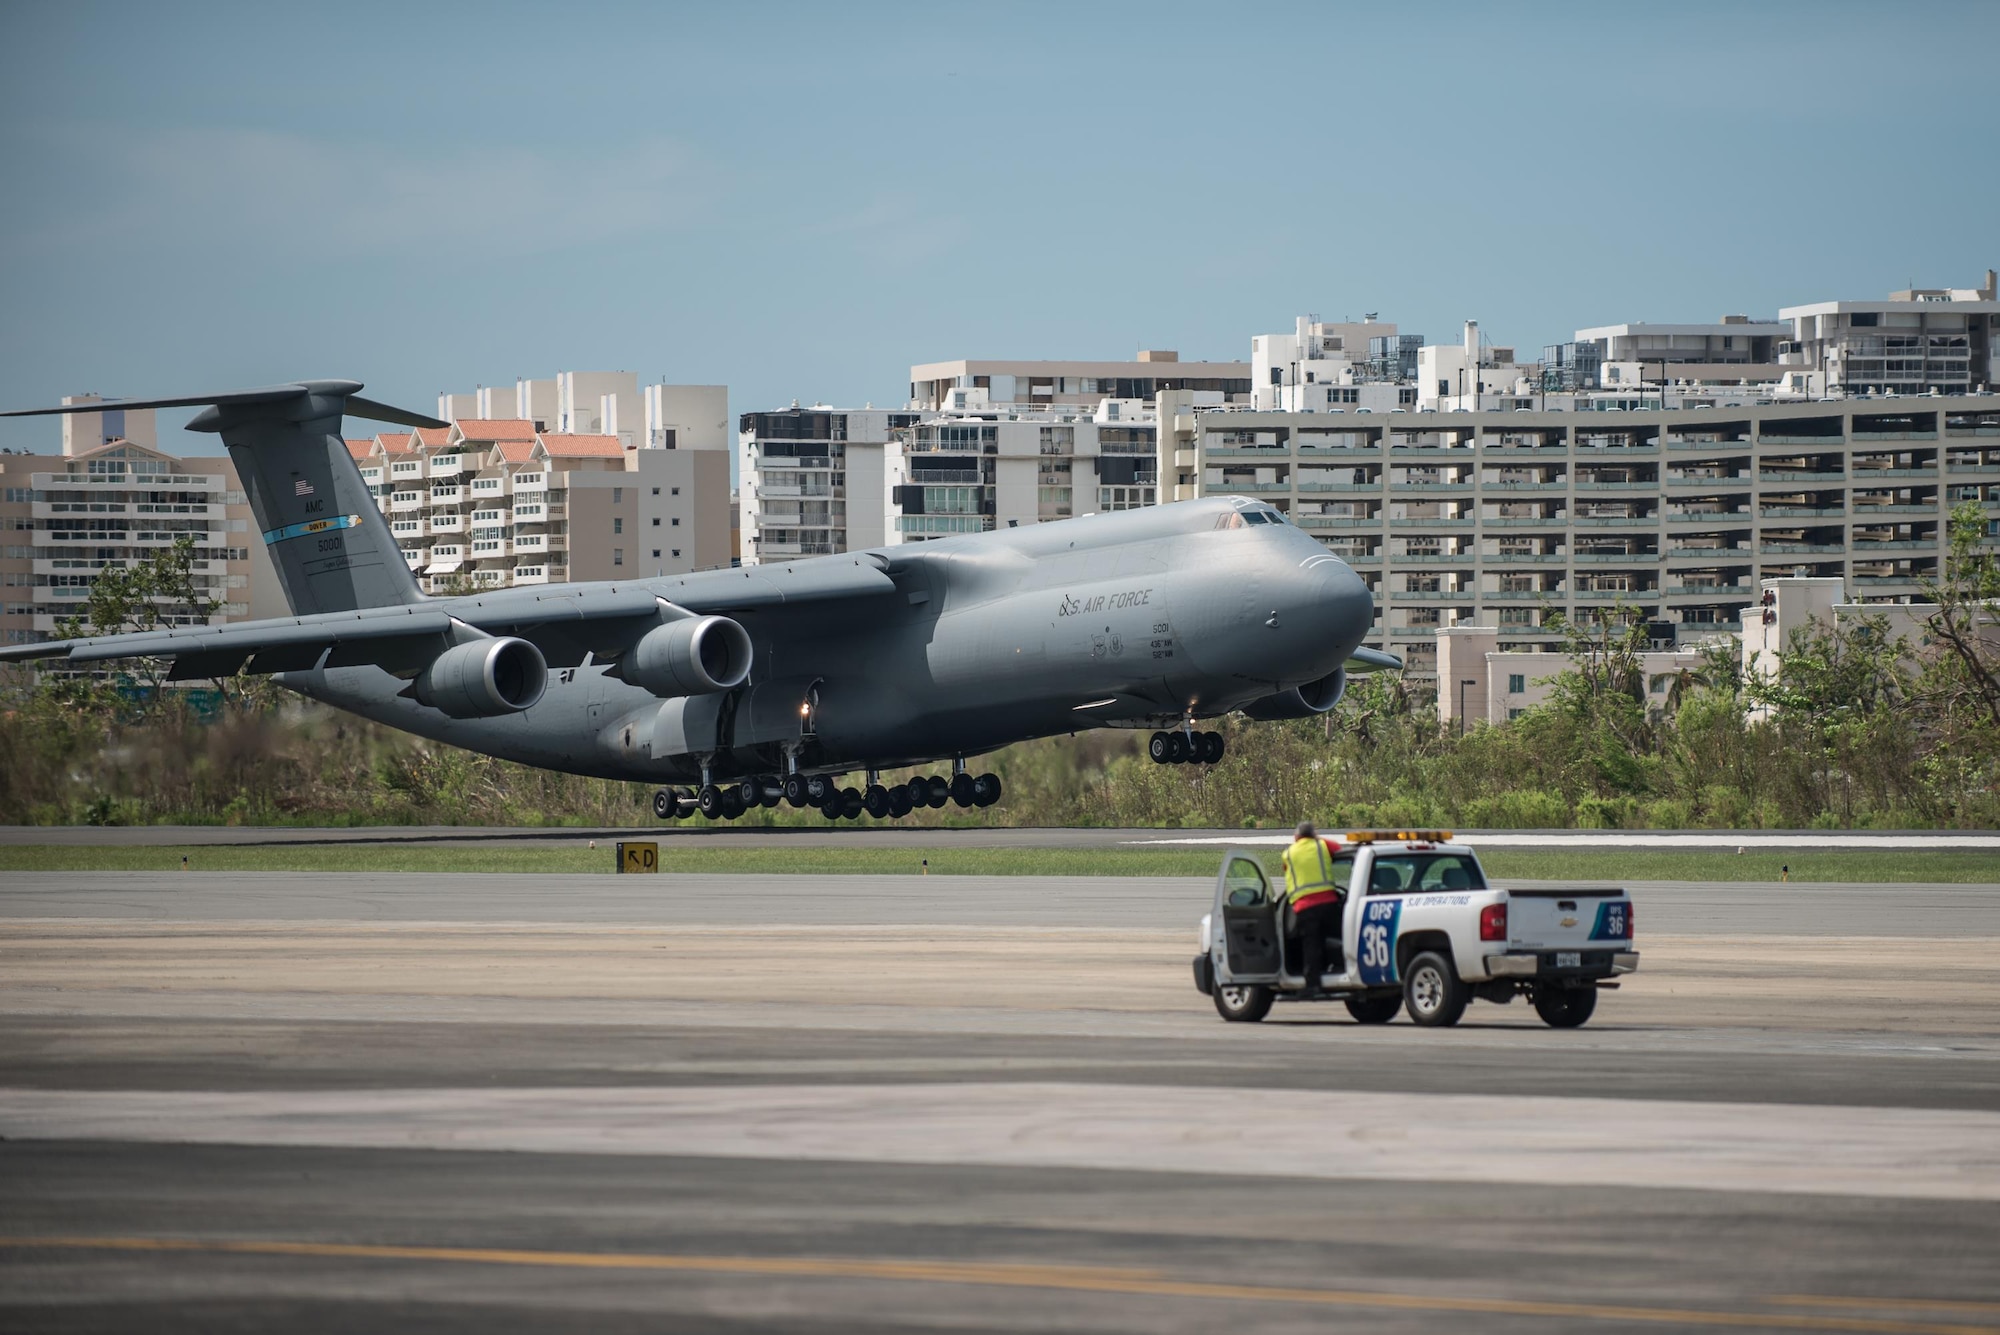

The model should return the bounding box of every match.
[354,418,729,592]
[885,398,1163,544]
[736,407,919,563]
[411,374,731,589]
[909,350,1250,413]
[0,397,283,651]
[1159,391,2000,689]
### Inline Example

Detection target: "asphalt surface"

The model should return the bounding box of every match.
[4,822,1999,850]
[4,869,1999,1333]
[3,869,1998,935]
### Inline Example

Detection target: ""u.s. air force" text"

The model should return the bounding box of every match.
[1058,587,1152,617]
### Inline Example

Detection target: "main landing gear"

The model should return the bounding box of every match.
[652,770,1003,823]
[1149,729,1224,765]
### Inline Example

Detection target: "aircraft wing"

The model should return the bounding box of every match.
[0,554,902,677]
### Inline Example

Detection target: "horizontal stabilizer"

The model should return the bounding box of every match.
[0,380,443,430]
[1345,647,1404,673]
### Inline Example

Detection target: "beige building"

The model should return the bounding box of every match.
[352,421,730,592]
[1,397,282,653]
[1435,624,1717,728]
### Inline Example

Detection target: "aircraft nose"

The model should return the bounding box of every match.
[1285,551,1372,667]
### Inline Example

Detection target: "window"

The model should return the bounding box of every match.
[651,487,659,495]
[671,487,679,496]
[613,487,624,502]
[652,517,660,526]
[671,548,681,558]
[613,549,623,566]
[613,517,623,533]
[671,517,679,526]
[652,549,661,558]
[1507,673,1525,693]
[1364,853,1487,895]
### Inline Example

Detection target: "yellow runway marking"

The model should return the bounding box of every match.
[1770,1298,2000,1317]
[2,1236,1996,1335]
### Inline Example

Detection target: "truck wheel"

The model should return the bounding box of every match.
[1533,985,1598,1029]
[1344,993,1401,1025]
[1402,951,1467,1027]
[1213,982,1273,1023]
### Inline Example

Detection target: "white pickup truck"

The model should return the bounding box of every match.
[1191,831,1638,1028]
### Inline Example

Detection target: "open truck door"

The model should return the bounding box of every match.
[1209,849,1282,1021]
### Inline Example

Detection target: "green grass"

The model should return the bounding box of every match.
[0,843,1993,883]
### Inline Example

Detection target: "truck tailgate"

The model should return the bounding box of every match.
[1506,888,1631,951]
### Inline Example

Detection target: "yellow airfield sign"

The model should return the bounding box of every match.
[616,841,660,874]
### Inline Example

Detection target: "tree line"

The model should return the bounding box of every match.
[3,508,1995,829]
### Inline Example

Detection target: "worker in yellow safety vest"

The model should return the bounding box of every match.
[1281,821,1346,991]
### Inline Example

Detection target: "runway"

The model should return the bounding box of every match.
[4,869,1998,1332]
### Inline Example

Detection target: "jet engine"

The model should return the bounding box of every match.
[624,615,753,697]
[1238,668,1346,720]
[413,637,548,718]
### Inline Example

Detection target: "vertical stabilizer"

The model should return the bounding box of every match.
[2,379,442,616]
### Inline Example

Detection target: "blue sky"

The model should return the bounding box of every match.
[2,0,1995,455]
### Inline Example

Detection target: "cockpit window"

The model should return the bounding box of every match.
[1243,511,1273,525]
[1214,513,1245,530]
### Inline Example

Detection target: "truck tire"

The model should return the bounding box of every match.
[1402,951,1468,1027]
[1344,993,1401,1025]
[1213,982,1273,1023]
[1533,984,1598,1029]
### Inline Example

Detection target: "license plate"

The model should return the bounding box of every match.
[1555,951,1581,969]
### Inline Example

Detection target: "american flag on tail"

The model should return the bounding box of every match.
[295,479,315,496]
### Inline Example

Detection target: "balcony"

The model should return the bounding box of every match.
[1760,542,1845,554]
[1759,506,1846,519]
[513,533,549,553]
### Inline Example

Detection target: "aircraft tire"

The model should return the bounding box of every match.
[820,797,843,821]
[840,788,864,819]
[887,785,914,818]
[653,789,677,820]
[1167,732,1192,764]
[926,776,951,808]
[696,784,724,819]
[971,774,1001,807]
[721,790,746,820]
[805,775,830,804]
[783,775,808,807]
[734,780,761,809]
[862,784,890,818]
[949,772,976,807]
[1148,731,1172,763]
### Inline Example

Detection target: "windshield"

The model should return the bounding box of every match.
[1363,852,1486,895]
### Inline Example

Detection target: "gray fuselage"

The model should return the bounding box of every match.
[280,497,1371,784]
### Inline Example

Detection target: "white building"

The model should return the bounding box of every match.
[909,350,1250,414]
[1416,322,1542,412]
[1251,316,1418,413]
[736,406,919,564]
[1779,270,2000,397]
[885,398,1160,545]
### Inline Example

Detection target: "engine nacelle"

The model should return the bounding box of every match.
[414,637,548,718]
[625,615,754,698]
[1238,668,1346,720]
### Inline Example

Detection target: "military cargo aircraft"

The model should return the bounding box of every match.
[1,380,1395,821]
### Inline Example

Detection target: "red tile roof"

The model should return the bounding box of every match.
[537,433,626,459]
[493,440,538,464]
[345,439,376,460]
[451,418,537,443]
[411,427,450,449]
[376,432,415,455]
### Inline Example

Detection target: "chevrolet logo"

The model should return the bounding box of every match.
[1559,916,1578,928]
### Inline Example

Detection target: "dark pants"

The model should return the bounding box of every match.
[1291,901,1343,988]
